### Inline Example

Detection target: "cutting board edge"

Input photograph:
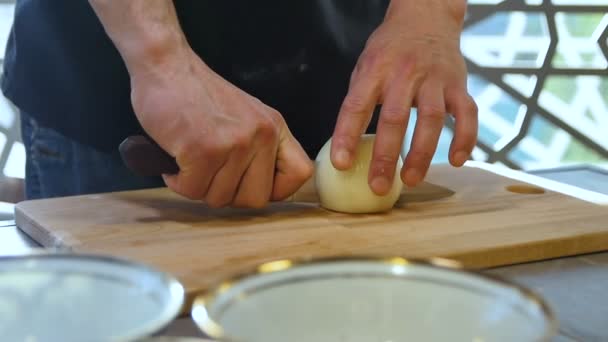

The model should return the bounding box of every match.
[443,229,608,269]
[13,163,608,319]
[165,229,608,318]
[463,161,608,205]
[14,205,75,249]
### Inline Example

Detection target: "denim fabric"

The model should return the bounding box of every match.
[20,112,165,200]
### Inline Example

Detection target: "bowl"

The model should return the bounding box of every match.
[192,257,557,342]
[0,253,184,341]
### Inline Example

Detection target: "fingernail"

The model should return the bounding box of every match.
[335,149,350,167]
[405,168,421,186]
[454,151,470,166]
[371,176,391,195]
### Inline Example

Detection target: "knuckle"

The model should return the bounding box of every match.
[407,149,434,164]
[297,161,314,181]
[449,91,478,117]
[197,140,227,160]
[176,139,201,163]
[462,129,478,146]
[332,134,359,152]
[401,55,418,71]
[231,132,252,152]
[418,105,446,121]
[203,144,223,158]
[357,49,386,75]
[373,153,399,167]
[256,115,279,142]
[395,56,424,80]
[341,95,370,117]
[466,98,479,115]
[268,108,284,124]
[380,106,407,126]
[455,128,478,150]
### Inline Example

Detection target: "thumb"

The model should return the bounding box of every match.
[271,126,314,201]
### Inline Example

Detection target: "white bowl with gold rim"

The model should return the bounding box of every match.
[192,257,557,342]
[0,253,185,341]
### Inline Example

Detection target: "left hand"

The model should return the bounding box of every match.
[330,0,478,194]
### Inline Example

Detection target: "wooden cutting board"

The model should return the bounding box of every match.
[14,162,608,313]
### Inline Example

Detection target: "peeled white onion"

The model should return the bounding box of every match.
[314,134,403,214]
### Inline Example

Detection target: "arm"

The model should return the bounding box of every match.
[88,0,187,76]
[331,0,478,193]
[88,0,313,208]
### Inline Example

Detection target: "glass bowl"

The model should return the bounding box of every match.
[192,257,556,342]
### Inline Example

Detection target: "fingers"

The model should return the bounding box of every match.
[164,114,309,208]
[232,148,276,209]
[204,144,254,208]
[331,70,381,170]
[446,89,478,167]
[402,81,446,187]
[272,128,314,201]
[368,76,415,195]
[163,148,226,201]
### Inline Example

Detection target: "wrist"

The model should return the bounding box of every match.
[88,0,194,77]
[117,28,191,76]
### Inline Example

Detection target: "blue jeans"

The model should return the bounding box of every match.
[20,112,165,200]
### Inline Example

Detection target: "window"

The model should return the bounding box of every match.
[0,0,22,180]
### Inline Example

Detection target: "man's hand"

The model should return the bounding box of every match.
[330,0,478,193]
[132,50,313,208]
[89,0,312,208]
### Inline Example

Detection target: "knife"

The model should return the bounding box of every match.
[119,135,180,177]
[118,135,319,202]
[118,135,454,204]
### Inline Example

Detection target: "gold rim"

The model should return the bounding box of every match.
[191,255,558,342]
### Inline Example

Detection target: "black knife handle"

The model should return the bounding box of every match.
[119,135,179,177]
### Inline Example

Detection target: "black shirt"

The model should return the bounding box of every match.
[1,1,387,157]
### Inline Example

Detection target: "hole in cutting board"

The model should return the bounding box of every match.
[505,185,545,195]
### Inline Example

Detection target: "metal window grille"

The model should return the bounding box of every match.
[458,0,608,170]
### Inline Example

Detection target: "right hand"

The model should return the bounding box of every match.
[128,47,313,208]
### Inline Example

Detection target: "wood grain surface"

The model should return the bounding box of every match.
[14,163,608,314]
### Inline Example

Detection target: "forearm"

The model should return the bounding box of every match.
[88,0,189,75]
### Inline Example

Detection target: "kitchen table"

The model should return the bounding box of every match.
[1,165,607,342]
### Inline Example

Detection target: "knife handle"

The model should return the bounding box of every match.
[119,135,179,177]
